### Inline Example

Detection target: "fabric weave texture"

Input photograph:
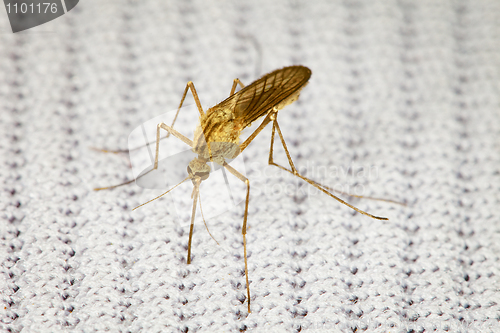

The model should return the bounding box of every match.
[1,1,499,332]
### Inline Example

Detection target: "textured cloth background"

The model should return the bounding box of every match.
[1,1,499,332]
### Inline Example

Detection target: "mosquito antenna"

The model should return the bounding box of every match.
[198,189,220,245]
[133,176,191,210]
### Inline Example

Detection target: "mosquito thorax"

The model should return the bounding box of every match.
[187,157,211,181]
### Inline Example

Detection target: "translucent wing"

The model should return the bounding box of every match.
[219,65,311,128]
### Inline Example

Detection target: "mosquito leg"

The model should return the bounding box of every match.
[91,81,204,155]
[268,113,388,221]
[307,179,406,206]
[94,81,203,190]
[223,162,252,313]
[187,178,201,264]
[268,119,400,205]
[135,81,204,152]
[90,79,202,154]
[239,110,275,153]
[94,177,138,191]
[141,81,204,151]
[229,78,245,96]
[153,123,193,169]
[95,122,193,191]
[171,81,205,128]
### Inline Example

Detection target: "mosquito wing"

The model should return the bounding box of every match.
[220,65,311,128]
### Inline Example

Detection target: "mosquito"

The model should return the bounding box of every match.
[95,65,392,313]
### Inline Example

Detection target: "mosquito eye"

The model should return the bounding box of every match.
[197,171,210,181]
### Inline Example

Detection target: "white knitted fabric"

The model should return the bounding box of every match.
[1,1,499,332]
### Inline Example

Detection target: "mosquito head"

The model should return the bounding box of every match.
[187,157,211,183]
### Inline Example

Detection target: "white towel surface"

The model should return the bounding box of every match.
[1,1,499,332]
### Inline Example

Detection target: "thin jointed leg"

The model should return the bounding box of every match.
[187,178,201,264]
[308,179,405,206]
[97,122,193,191]
[223,162,252,313]
[167,81,205,139]
[140,81,205,148]
[96,123,193,191]
[268,113,388,221]
[229,78,245,96]
[94,82,203,190]
[239,111,274,153]
[92,81,204,155]
[150,81,205,151]
[153,123,193,169]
